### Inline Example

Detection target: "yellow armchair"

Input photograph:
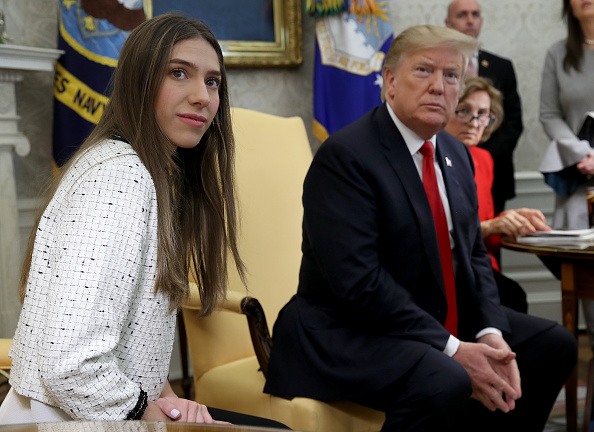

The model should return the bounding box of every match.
[0,338,11,380]
[182,108,384,431]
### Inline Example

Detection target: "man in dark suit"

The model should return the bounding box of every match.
[446,0,523,217]
[264,25,575,432]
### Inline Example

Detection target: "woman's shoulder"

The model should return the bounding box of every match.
[470,146,494,167]
[469,145,492,158]
[547,39,567,56]
[76,138,145,170]
[67,139,153,189]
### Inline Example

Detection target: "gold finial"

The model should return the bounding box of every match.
[63,0,77,11]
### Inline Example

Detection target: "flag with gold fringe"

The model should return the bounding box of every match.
[306,0,350,16]
[313,1,393,142]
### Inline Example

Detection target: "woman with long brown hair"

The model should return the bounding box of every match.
[0,13,284,428]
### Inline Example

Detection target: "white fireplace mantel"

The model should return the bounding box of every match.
[0,44,63,338]
[0,44,64,72]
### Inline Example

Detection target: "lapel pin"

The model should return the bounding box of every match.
[445,157,452,167]
[481,59,489,68]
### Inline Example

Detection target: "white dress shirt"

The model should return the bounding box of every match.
[386,103,502,356]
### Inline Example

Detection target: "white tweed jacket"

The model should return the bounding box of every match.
[9,139,176,420]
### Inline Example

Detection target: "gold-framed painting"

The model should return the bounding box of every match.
[144,0,302,68]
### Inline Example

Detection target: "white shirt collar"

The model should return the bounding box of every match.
[385,102,437,156]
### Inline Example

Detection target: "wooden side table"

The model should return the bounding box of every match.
[501,239,594,432]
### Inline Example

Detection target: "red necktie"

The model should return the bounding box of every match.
[419,141,458,336]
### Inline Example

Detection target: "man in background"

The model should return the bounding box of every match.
[446,0,523,219]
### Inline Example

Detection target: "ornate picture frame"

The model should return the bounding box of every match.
[145,0,302,68]
[221,0,302,68]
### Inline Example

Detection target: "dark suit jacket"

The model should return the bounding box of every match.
[264,104,510,401]
[478,50,523,209]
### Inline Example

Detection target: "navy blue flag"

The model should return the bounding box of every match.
[53,0,145,167]
[313,7,393,142]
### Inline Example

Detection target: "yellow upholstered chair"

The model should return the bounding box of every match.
[0,338,12,380]
[182,107,384,432]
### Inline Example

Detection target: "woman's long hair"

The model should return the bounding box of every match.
[20,13,245,314]
[563,0,585,72]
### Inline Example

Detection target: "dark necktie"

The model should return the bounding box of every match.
[419,141,458,336]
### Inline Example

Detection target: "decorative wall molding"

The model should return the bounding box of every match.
[0,44,64,72]
[0,70,23,83]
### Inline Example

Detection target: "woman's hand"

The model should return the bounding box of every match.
[141,400,173,421]
[577,151,594,175]
[155,397,231,424]
[514,208,551,233]
[481,208,550,239]
[149,380,230,424]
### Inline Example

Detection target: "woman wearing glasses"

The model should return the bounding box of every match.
[445,77,551,313]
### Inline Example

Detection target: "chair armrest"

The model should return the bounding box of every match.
[0,338,12,370]
[182,283,273,378]
[240,297,272,378]
[183,282,245,313]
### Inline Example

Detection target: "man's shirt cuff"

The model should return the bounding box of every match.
[475,327,503,340]
[443,327,503,357]
[444,335,460,357]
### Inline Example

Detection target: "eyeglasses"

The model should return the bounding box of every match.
[455,109,496,127]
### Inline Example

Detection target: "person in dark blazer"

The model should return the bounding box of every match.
[264,25,575,432]
[446,0,523,218]
[478,50,523,215]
